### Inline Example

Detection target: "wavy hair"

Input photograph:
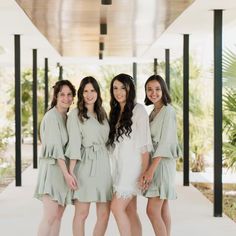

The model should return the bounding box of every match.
[77,76,106,124]
[107,73,136,146]
[50,80,76,110]
[144,74,171,105]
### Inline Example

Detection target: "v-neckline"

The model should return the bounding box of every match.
[150,105,165,123]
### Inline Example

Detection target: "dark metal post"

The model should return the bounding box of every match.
[183,34,189,186]
[154,58,158,75]
[133,62,137,87]
[33,49,38,169]
[59,65,63,80]
[165,49,170,91]
[44,58,49,113]
[14,34,21,186]
[213,9,223,217]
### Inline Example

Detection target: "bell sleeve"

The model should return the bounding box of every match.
[65,109,82,160]
[152,106,181,159]
[40,113,65,161]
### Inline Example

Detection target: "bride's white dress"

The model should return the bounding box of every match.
[110,103,153,198]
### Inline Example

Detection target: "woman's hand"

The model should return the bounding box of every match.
[139,168,154,192]
[140,157,161,191]
[64,173,78,190]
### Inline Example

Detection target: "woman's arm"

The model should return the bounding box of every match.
[140,156,161,191]
[139,151,150,190]
[57,159,77,190]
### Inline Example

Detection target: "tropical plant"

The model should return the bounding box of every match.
[222,47,236,171]
[223,48,236,87]
[7,68,48,139]
[158,57,213,172]
[223,88,236,171]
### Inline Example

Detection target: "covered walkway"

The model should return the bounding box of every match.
[0,167,235,236]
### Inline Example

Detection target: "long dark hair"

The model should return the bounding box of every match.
[77,76,106,124]
[144,74,171,105]
[50,80,76,109]
[107,73,136,146]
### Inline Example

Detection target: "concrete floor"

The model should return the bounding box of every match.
[0,166,236,236]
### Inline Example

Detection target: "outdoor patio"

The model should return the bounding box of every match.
[0,165,235,236]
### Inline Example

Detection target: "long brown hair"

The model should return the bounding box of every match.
[50,80,76,110]
[77,76,107,124]
[107,73,136,146]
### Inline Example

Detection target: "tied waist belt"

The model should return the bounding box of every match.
[82,144,106,177]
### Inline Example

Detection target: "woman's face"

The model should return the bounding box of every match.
[83,83,98,106]
[113,80,127,105]
[146,80,163,105]
[56,85,74,110]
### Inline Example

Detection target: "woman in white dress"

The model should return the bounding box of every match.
[107,73,152,236]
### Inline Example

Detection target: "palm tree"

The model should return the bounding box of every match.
[158,57,213,172]
[222,48,236,171]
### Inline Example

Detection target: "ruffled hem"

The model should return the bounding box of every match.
[34,158,72,206]
[34,191,72,206]
[73,189,112,203]
[143,185,177,200]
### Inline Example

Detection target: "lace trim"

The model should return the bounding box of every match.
[113,187,139,199]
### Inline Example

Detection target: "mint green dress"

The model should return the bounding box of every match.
[65,108,112,202]
[144,104,181,200]
[34,107,71,206]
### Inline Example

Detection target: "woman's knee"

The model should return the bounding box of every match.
[98,209,110,223]
[110,201,122,216]
[54,206,65,221]
[45,212,58,226]
[75,209,89,222]
[146,204,156,219]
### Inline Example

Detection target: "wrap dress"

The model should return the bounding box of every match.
[144,104,181,199]
[34,107,71,206]
[65,108,112,202]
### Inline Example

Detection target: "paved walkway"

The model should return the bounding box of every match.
[0,165,236,236]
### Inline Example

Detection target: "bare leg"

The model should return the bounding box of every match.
[38,195,61,236]
[50,205,66,236]
[146,197,167,236]
[93,202,110,236]
[73,200,90,236]
[162,200,171,236]
[126,197,142,236]
[111,195,133,236]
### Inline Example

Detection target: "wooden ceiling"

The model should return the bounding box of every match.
[15,0,195,59]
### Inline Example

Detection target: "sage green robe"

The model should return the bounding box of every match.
[65,108,112,202]
[144,104,181,199]
[34,107,71,206]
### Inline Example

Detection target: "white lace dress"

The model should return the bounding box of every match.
[110,103,153,198]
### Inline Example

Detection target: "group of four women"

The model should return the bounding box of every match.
[34,73,180,236]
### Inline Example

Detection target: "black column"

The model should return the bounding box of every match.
[44,58,49,113]
[33,49,38,169]
[183,34,189,186]
[59,65,63,80]
[154,58,158,75]
[165,49,170,91]
[213,9,223,217]
[133,62,137,87]
[14,35,22,186]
